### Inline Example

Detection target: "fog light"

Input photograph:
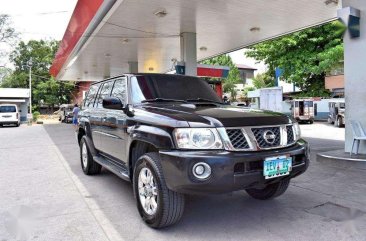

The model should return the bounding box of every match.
[192,162,211,180]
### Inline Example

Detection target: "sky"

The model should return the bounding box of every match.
[0,0,77,66]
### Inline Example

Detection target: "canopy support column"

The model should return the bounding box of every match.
[341,1,366,153]
[180,32,197,76]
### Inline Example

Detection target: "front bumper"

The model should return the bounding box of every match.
[159,139,309,194]
[0,121,20,125]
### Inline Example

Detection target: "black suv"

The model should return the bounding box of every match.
[77,74,309,228]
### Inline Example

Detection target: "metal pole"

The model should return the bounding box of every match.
[28,58,33,116]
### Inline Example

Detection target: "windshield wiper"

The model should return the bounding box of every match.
[185,98,223,104]
[141,98,187,103]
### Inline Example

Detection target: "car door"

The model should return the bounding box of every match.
[93,80,115,152]
[83,83,102,150]
[100,77,129,164]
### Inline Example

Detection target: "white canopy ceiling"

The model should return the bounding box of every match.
[55,0,340,81]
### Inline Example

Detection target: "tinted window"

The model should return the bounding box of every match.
[0,106,16,113]
[84,84,100,107]
[130,74,221,104]
[340,103,345,108]
[111,77,127,103]
[305,101,313,107]
[95,81,114,108]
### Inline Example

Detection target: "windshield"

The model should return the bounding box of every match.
[0,106,16,113]
[130,75,222,104]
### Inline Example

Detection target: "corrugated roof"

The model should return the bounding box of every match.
[0,88,30,98]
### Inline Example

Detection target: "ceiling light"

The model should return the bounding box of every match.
[122,38,129,44]
[154,9,168,18]
[105,53,111,58]
[250,27,260,32]
[200,46,208,51]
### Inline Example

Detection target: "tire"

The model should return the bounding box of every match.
[327,117,333,124]
[80,136,102,175]
[335,117,340,127]
[245,179,290,200]
[336,117,343,128]
[309,120,314,124]
[133,153,185,228]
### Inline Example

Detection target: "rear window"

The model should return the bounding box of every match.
[0,106,16,113]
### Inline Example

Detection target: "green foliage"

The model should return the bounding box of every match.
[201,55,241,100]
[0,67,12,85]
[1,40,75,110]
[251,73,275,89]
[32,111,40,122]
[242,86,256,99]
[245,21,344,97]
[0,14,19,58]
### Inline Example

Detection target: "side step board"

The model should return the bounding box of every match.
[93,155,130,181]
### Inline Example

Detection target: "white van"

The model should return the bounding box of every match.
[0,104,20,127]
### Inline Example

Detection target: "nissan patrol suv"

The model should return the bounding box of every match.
[77,73,309,228]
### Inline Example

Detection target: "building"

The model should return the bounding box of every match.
[0,88,30,122]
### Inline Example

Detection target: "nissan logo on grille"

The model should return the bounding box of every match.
[263,130,276,144]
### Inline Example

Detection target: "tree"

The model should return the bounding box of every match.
[1,40,75,111]
[201,55,242,100]
[0,14,19,59]
[245,21,344,97]
[251,73,275,89]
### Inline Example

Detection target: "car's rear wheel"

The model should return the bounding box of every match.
[133,153,185,228]
[245,179,290,200]
[80,136,102,175]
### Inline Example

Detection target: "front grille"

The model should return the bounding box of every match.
[252,127,281,148]
[286,125,295,144]
[226,129,250,149]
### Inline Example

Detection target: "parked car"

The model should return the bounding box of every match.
[291,99,314,124]
[232,102,250,109]
[327,98,345,128]
[77,74,309,228]
[0,104,20,127]
[57,104,74,123]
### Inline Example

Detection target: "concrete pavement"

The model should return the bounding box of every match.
[1,122,366,241]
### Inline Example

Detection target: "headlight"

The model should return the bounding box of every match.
[174,128,223,149]
[293,122,301,140]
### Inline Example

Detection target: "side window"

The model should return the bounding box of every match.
[111,77,127,103]
[84,84,101,107]
[95,81,114,108]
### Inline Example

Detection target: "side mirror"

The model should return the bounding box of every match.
[103,97,124,110]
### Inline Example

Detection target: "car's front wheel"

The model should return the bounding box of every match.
[80,136,102,175]
[336,117,343,128]
[245,179,290,200]
[133,153,185,228]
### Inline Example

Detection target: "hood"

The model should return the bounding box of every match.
[136,103,291,128]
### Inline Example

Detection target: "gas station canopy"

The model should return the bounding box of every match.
[51,0,339,81]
